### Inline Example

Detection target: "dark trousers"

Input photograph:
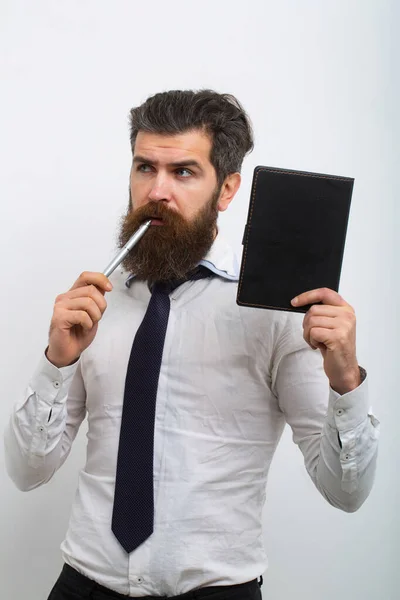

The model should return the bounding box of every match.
[47,564,263,599]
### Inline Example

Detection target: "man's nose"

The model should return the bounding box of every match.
[148,173,172,203]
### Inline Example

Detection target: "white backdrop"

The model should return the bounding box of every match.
[1,1,398,599]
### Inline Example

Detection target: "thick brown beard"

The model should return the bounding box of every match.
[116,189,220,283]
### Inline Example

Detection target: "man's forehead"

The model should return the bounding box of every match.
[134,130,212,162]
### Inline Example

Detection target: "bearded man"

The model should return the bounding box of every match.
[4,89,379,600]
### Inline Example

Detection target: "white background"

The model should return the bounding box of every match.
[1,1,398,599]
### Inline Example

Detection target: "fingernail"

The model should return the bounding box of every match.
[291,297,298,305]
[106,283,112,291]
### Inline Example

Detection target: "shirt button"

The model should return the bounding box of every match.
[344,454,350,460]
[53,381,60,389]
[336,408,344,416]
[137,577,143,584]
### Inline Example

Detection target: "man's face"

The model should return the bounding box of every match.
[117,129,229,282]
[131,129,220,222]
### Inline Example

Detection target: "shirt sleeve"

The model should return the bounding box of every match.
[3,350,87,491]
[271,314,380,512]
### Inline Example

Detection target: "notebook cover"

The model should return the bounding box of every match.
[236,166,354,313]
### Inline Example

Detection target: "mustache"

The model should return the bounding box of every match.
[130,202,185,227]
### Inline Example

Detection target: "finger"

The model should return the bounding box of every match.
[305,305,342,318]
[304,317,336,348]
[70,271,113,294]
[305,316,337,331]
[56,297,102,325]
[63,309,94,331]
[62,285,108,314]
[304,306,356,337]
[309,327,337,348]
[291,288,348,308]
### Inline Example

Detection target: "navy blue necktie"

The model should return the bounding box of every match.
[111,266,212,553]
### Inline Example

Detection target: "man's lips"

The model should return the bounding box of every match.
[150,218,164,226]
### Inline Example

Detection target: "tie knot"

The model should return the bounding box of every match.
[151,265,213,295]
[152,280,177,296]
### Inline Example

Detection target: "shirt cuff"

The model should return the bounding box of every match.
[29,351,80,407]
[326,366,369,432]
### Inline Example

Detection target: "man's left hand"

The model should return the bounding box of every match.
[291,288,361,395]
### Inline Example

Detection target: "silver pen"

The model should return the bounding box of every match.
[102,219,152,277]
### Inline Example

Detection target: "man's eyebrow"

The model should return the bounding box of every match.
[133,155,203,170]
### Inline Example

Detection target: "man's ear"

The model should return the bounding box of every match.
[217,173,241,212]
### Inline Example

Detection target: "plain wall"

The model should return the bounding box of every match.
[1,1,398,599]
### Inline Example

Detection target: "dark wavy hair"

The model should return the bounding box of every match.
[129,89,254,188]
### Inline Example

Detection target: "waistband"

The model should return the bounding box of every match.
[62,563,263,599]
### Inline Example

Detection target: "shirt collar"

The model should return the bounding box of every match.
[124,233,239,288]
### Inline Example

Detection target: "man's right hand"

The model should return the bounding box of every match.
[46,272,113,368]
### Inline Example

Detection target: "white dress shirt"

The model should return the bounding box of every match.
[4,234,379,597]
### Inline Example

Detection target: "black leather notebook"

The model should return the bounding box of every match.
[236,166,354,313]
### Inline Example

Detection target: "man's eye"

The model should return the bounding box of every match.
[176,168,192,177]
[137,164,152,172]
